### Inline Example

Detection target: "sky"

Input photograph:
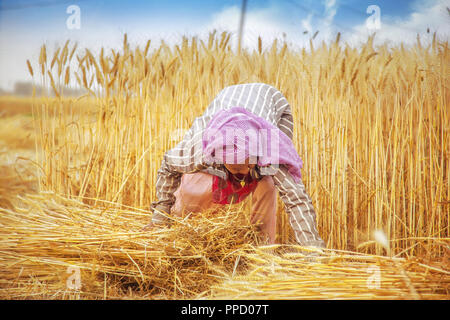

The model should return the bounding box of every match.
[0,0,449,91]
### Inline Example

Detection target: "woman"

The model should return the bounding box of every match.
[146,83,325,248]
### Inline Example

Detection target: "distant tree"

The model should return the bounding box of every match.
[12,81,86,97]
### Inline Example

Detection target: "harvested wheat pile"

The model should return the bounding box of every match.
[0,192,448,300]
[0,193,260,299]
[210,245,449,300]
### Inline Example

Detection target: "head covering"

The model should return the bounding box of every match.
[202,106,303,183]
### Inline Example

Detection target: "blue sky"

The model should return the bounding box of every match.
[0,0,449,90]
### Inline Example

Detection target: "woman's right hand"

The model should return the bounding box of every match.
[142,222,155,231]
[142,220,169,231]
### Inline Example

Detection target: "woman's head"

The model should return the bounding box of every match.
[202,107,304,183]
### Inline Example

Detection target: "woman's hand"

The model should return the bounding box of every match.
[142,220,169,231]
[142,222,155,231]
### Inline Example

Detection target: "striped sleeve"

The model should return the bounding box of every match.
[277,107,294,140]
[272,165,325,247]
[150,117,206,224]
[271,88,294,140]
[150,154,182,224]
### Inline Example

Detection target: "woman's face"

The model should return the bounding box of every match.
[224,162,255,175]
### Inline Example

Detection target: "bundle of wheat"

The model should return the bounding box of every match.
[0,193,260,299]
[210,245,449,300]
[1,191,447,300]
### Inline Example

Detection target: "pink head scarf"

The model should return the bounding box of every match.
[202,107,303,183]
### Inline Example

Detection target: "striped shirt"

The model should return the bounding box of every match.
[151,83,325,247]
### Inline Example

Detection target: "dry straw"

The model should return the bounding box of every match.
[210,245,449,300]
[0,192,447,300]
[0,193,261,299]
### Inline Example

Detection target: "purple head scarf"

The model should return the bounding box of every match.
[202,107,303,183]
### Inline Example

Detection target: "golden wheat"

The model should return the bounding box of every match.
[30,34,450,257]
[1,33,448,299]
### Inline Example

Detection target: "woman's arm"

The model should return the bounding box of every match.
[271,89,294,140]
[278,107,294,140]
[150,117,206,224]
[272,165,325,247]
[150,154,183,224]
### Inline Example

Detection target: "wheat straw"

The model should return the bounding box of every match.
[1,32,446,299]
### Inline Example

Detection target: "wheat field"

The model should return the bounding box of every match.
[0,32,448,299]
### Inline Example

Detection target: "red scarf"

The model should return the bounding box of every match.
[212,171,259,204]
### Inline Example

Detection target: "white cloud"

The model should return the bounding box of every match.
[324,0,337,19]
[201,0,449,51]
[320,0,339,41]
[343,0,450,47]
[200,0,342,51]
[201,5,291,50]
[301,13,314,34]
